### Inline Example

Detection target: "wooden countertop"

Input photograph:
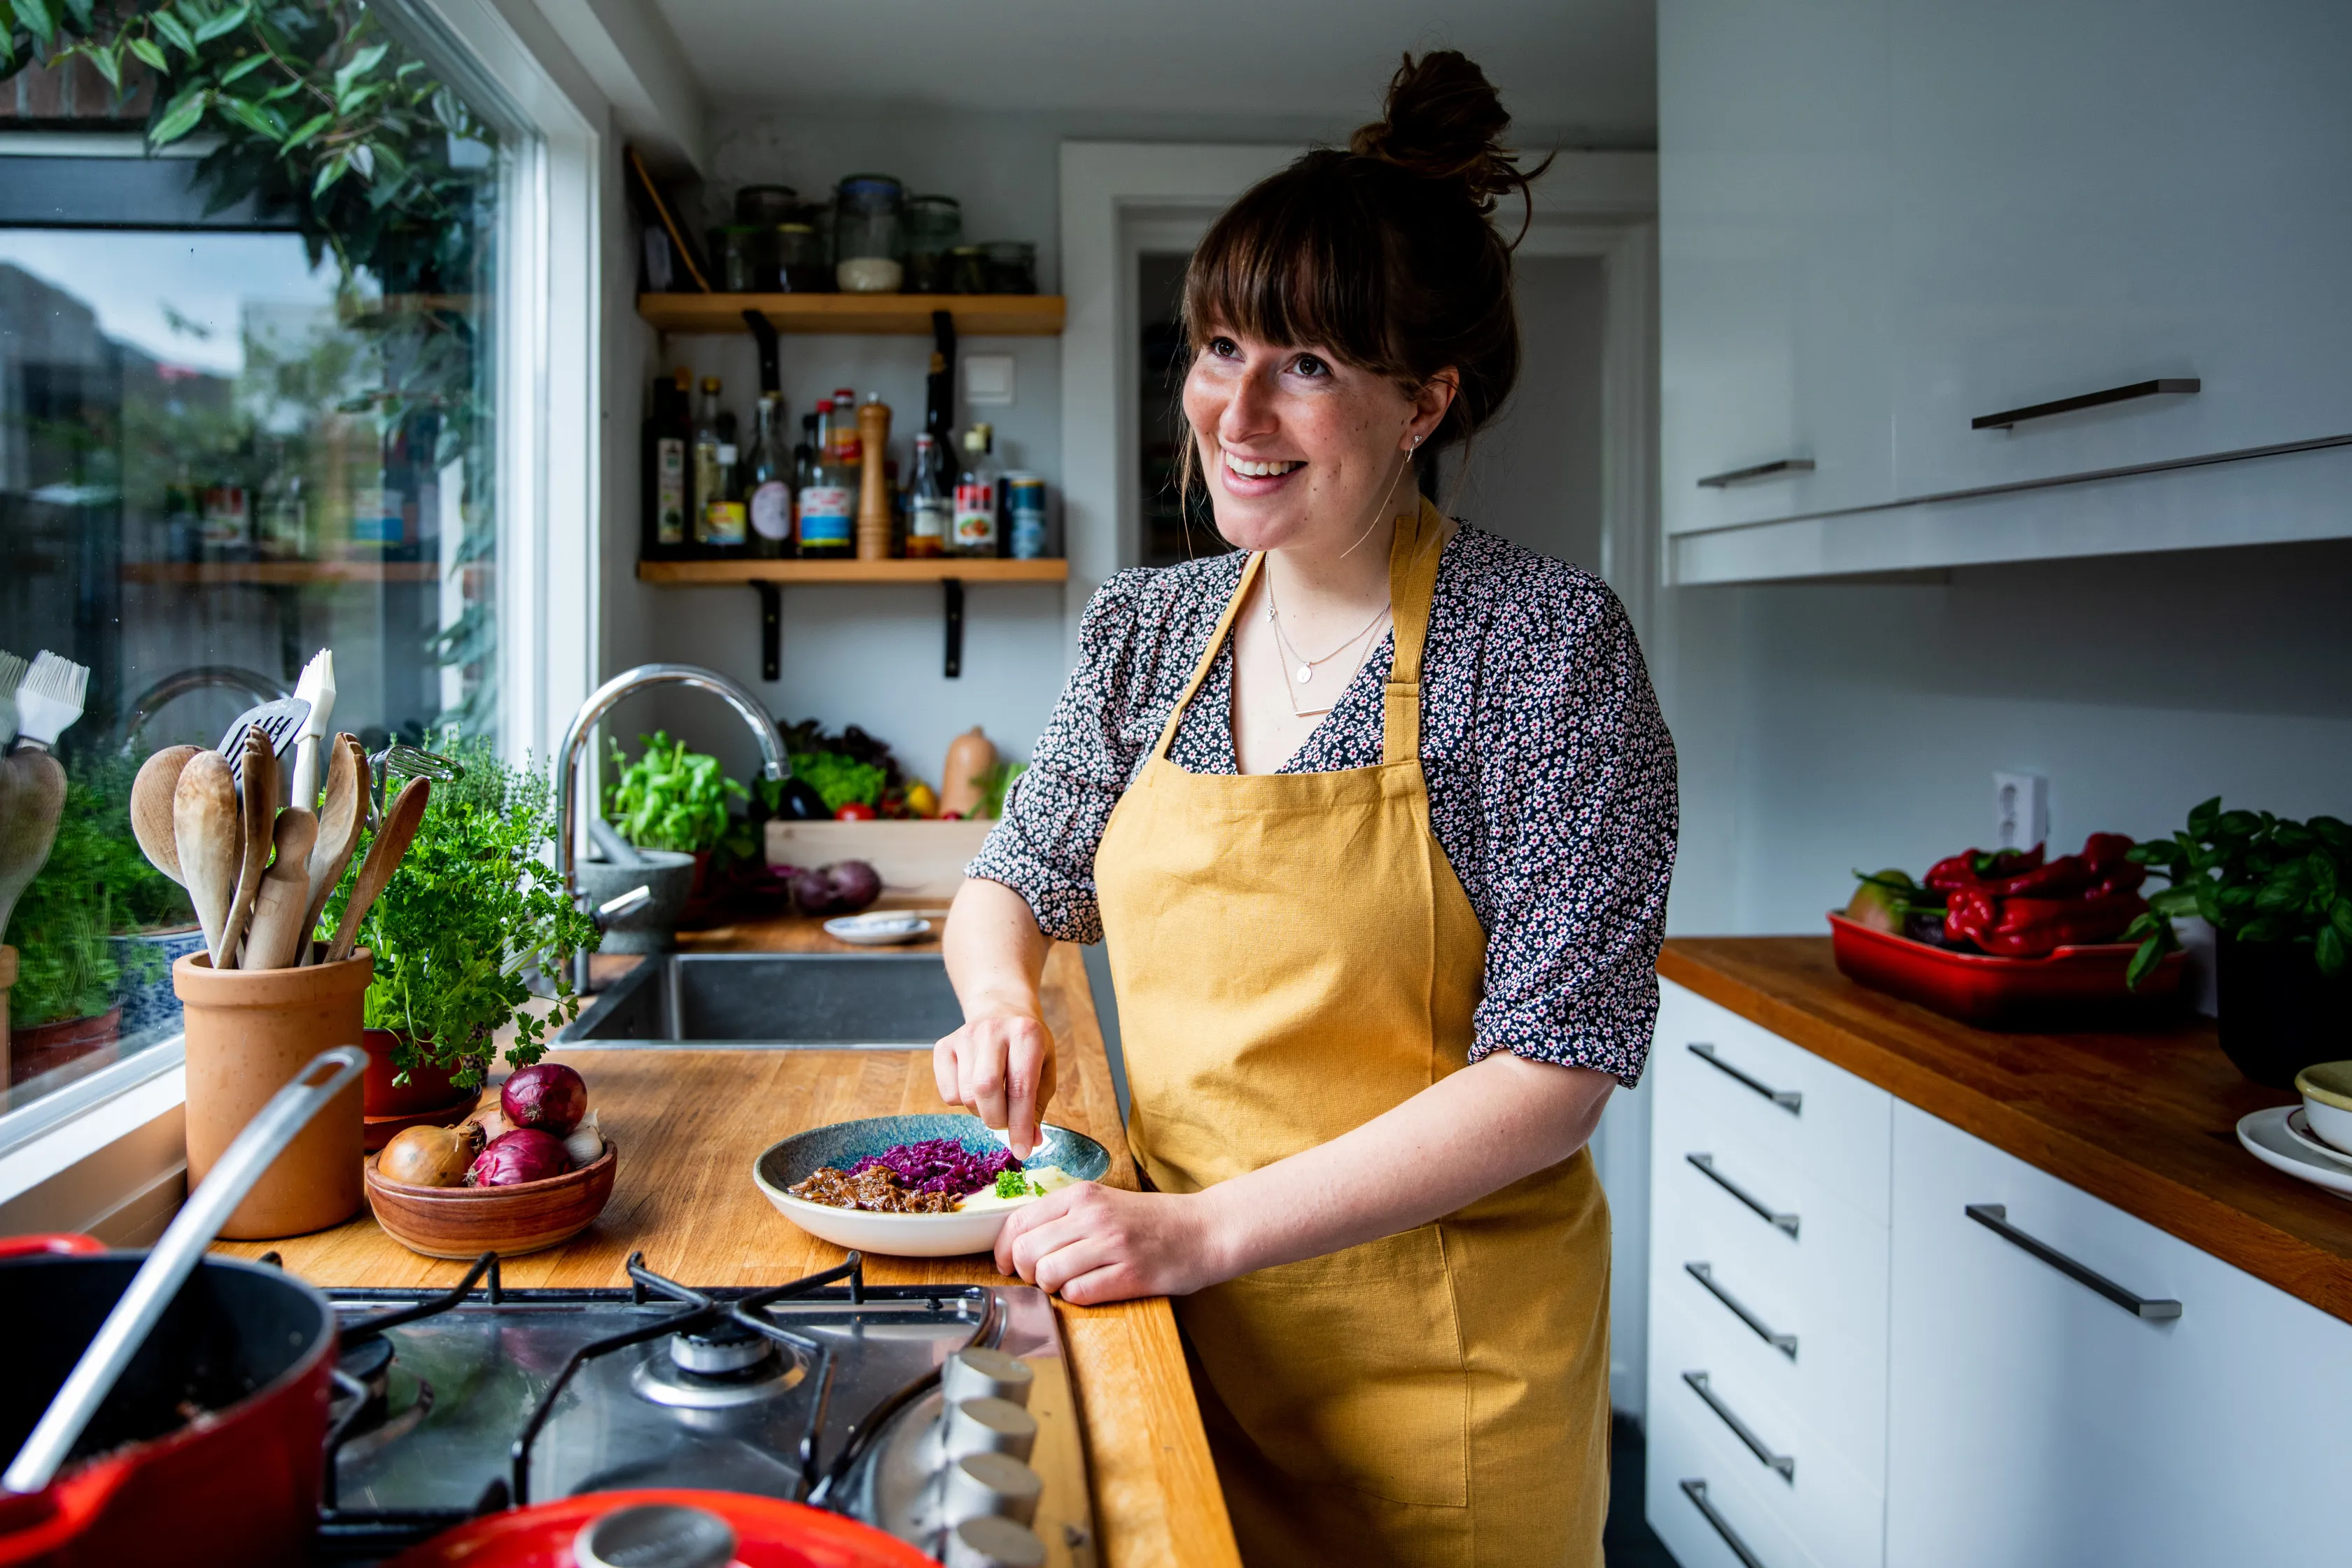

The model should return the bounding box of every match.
[218,910,1238,1568]
[1660,937,2352,1323]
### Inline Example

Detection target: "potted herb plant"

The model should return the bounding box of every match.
[2127,798,2352,1087]
[582,731,746,950]
[327,735,598,1110]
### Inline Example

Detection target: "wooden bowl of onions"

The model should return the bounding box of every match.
[364,1063,617,1259]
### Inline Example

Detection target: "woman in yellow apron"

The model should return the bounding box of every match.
[943,50,1676,1568]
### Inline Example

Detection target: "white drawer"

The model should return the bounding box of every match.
[1653,1294,1887,1568]
[1651,1193,1889,1483]
[1646,1395,1828,1568]
[1654,1088,1891,1346]
[1656,981,1893,1221]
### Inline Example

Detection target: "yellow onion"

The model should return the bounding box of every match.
[461,1101,516,1144]
[380,1121,484,1187]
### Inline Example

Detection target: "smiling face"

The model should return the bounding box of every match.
[1182,326,1456,554]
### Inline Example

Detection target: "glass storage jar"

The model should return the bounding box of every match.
[901,195,963,293]
[979,241,1037,295]
[832,174,906,293]
[776,223,830,292]
[708,225,763,291]
[733,184,799,225]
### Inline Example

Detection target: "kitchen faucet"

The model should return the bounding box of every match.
[554,663,790,992]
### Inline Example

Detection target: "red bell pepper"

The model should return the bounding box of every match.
[1925,844,2043,893]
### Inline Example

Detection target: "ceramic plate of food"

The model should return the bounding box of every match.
[752,1114,1111,1256]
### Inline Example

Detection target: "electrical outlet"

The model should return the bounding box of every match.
[963,354,1016,405]
[1993,771,2049,852]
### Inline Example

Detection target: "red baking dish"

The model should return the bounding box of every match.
[1828,912,2189,1028]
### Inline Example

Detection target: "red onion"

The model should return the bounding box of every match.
[468,1128,570,1187]
[793,859,883,916]
[501,1062,587,1137]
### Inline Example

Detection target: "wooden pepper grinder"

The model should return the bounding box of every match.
[856,396,893,561]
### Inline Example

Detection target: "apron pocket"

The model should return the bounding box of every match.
[1180,1222,1471,1508]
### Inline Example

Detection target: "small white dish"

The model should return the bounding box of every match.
[2236,1106,2352,1201]
[823,913,932,946]
[2283,1108,2352,1172]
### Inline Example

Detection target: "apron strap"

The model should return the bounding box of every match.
[1382,498,1455,767]
[1151,550,1266,762]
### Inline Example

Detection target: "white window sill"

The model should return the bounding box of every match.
[0,1042,188,1245]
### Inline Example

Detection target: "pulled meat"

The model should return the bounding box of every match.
[789,1163,958,1213]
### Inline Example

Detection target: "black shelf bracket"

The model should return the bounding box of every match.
[943,577,965,678]
[743,309,780,393]
[754,581,780,680]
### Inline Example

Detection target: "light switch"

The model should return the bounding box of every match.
[964,354,1015,405]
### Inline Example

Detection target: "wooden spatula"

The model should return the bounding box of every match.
[0,749,66,949]
[129,745,200,886]
[323,776,429,966]
[298,735,366,964]
[174,750,240,969]
[244,808,318,971]
[218,733,276,969]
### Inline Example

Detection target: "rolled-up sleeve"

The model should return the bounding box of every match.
[965,572,1158,942]
[1460,578,1678,1086]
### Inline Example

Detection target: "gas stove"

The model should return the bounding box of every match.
[304,1250,1096,1567]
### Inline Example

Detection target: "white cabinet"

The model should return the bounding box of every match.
[1659,0,1894,536]
[1884,1101,2352,1568]
[1886,0,2352,498]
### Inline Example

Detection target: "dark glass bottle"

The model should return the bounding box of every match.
[746,391,792,559]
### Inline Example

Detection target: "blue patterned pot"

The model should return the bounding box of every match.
[111,927,207,1041]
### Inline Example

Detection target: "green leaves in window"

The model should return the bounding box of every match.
[148,7,195,56]
[332,39,385,104]
[192,1,250,43]
[127,33,168,70]
[12,0,57,49]
[212,93,285,139]
[149,84,211,146]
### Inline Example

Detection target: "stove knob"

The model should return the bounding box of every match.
[572,1502,736,1568]
[942,1394,1039,1463]
[942,1346,1035,1408]
[944,1514,1047,1568]
[942,1449,1044,1528]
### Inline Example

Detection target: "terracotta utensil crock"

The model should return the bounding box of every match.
[174,946,371,1238]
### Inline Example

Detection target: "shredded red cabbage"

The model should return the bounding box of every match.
[848,1138,1021,1198]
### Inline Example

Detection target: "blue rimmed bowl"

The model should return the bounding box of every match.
[751,1113,1110,1257]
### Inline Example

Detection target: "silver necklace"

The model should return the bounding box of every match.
[1265,576,1392,687]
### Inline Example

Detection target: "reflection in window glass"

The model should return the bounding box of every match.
[0,2,505,1120]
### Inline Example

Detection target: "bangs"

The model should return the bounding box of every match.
[1181,153,1408,383]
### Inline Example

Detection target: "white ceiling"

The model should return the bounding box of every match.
[650,0,1658,146]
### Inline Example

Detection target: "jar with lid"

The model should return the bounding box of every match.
[733,184,799,225]
[979,241,1037,295]
[708,225,763,291]
[832,174,906,293]
[776,223,830,292]
[901,195,963,293]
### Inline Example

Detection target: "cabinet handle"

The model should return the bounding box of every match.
[1964,1203,2182,1320]
[1971,378,2200,431]
[1688,1042,1802,1114]
[1687,1153,1800,1238]
[1686,1262,1799,1359]
[1679,1479,1769,1568]
[1697,457,1815,489]
[1681,1371,1795,1483]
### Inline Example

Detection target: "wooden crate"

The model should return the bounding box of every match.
[764,819,995,897]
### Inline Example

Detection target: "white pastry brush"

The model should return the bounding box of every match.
[287,648,336,809]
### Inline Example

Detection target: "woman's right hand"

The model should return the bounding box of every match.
[933,1010,1058,1159]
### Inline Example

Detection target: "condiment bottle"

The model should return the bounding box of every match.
[747,390,792,559]
[907,433,948,558]
[856,394,894,560]
[951,424,999,557]
[794,399,855,558]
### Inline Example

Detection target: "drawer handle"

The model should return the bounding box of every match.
[1686,1262,1798,1359]
[1688,1042,1802,1114]
[1964,1204,2182,1320]
[1682,1371,1795,1483]
[1687,1153,1800,1238]
[1679,1478,1769,1568]
[1697,457,1815,489]
[1971,377,2200,431]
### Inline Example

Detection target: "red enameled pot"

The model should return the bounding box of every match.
[378,1489,937,1567]
[0,1233,338,1568]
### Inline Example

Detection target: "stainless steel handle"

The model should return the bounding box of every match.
[1698,457,1815,489]
[5,1044,369,1492]
[1687,1153,1800,1238]
[1689,1042,1802,1114]
[1964,1204,2181,1320]
[1679,1479,1768,1568]
[1972,377,2199,430]
[1682,1371,1795,1483]
[1686,1262,1798,1359]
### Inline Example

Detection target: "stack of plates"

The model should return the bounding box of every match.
[2236,1062,2352,1199]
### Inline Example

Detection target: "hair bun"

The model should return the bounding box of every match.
[1349,51,1540,216]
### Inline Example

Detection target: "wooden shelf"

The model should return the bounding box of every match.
[122,561,442,585]
[636,557,1065,584]
[638,293,1064,336]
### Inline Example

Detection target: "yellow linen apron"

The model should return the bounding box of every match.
[1093,500,1611,1568]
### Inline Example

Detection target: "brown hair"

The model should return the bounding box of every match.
[1177,51,1546,512]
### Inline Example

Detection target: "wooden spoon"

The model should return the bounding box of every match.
[218,733,276,970]
[0,748,66,949]
[244,808,318,972]
[128,745,200,887]
[323,776,429,966]
[298,736,365,965]
[173,750,240,969]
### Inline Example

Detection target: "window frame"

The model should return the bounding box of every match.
[0,0,603,1235]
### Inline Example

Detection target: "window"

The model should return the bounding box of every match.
[0,0,517,1134]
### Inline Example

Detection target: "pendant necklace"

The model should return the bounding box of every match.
[1265,577,1390,718]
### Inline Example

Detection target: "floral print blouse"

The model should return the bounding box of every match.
[969,525,1678,1086]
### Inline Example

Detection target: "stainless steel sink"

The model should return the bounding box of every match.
[557,953,962,1049]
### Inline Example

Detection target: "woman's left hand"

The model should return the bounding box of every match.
[994,1183,1233,1306]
